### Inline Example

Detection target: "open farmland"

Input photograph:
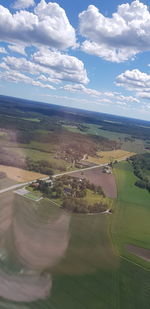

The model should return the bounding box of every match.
[126,245,150,262]
[1,146,70,172]
[0,176,17,190]
[69,167,117,198]
[0,97,150,308]
[112,161,150,268]
[0,194,70,302]
[0,179,149,308]
[0,165,47,182]
[87,150,135,165]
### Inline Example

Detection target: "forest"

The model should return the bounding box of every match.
[130,153,150,192]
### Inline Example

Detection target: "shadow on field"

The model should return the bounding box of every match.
[0,194,70,302]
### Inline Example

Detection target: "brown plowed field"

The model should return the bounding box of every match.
[69,167,117,198]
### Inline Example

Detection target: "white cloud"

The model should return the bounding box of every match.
[0,51,88,85]
[0,47,7,54]
[13,0,35,10]
[63,83,138,105]
[79,1,150,62]
[63,84,103,97]
[116,69,150,99]
[8,44,26,55]
[32,50,89,84]
[116,94,139,103]
[0,69,55,90]
[0,0,76,50]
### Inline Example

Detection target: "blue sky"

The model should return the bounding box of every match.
[0,0,150,120]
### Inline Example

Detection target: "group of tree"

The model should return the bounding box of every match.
[129,153,150,193]
[26,158,55,175]
[62,197,108,214]
[32,175,109,213]
[53,175,105,198]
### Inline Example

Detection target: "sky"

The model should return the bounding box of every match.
[0,1,150,120]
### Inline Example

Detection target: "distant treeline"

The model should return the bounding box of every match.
[0,95,149,141]
[130,153,150,193]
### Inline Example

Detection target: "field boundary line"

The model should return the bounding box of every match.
[120,255,150,271]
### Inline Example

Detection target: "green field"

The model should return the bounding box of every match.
[112,161,150,268]
[0,167,150,308]
[29,209,149,309]
[63,123,147,153]
[24,192,42,201]
[84,189,112,208]
[22,118,41,122]
[63,123,129,141]
[1,145,70,172]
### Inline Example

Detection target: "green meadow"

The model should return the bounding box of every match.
[112,161,150,268]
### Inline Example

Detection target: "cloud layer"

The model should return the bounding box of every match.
[63,83,139,105]
[79,1,150,62]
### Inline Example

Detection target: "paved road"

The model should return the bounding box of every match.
[0,182,32,194]
[1,159,126,195]
[53,164,106,178]
[0,164,105,195]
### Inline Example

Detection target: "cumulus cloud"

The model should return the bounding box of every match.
[32,50,89,84]
[0,0,76,50]
[0,69,55,90]
[13,0,35,10]
[0,50,88,85]
[116,69,150,99]
[79,1,150,62]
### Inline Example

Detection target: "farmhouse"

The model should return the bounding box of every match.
[103,166,112,174]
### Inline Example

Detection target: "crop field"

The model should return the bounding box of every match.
[63,123,130,140]
[0,177,16,190]
[24,192,42,201]
[87,150,135,165]
[112,161,150,268]
[22,118,41,122]
[4,146,69,170]
[63,124,147,153]
[69,167,117,198]
[83,189,112,207]
[126,245,150,262]
[121,139,146,153]
[0,186,149,308]
[0,165,46,182]
[0,99,150,308]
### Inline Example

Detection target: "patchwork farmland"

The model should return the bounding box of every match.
[86,149,135,165]
[69,167,117,198]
